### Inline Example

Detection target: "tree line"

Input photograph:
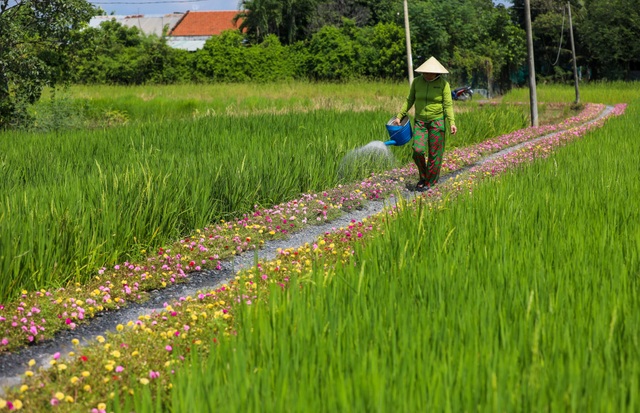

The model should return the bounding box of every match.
[1,0,638,128]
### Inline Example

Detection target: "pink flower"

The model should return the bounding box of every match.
[53,352,61,360]
[149,371,160,379]
[165,345,172,352]
[115,365,124,373]
[51,398,59,406]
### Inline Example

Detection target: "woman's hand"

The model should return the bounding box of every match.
[391,117,401,126]
[451,125,458,135]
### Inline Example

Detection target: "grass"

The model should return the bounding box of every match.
[503,80,640,105]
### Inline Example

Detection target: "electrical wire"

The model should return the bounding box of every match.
[552,5,565,66]
[94,0,207,4]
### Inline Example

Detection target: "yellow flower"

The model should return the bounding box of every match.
[55,392,64,400]
[57,364,67,371]
[0,399,6,408]
[70,377,79,384]
[83,385,91,392]
[140,378,150,385]
[96,336,105,343]
[19,385,28,393]
[116,324,124,331]
[104,364,113,372]
[24,371,33,377]
[28,359,36,367]
[98,403,107,410]
[68,351,75,356]
[110,350,121,358]
[81,371,90,377]
[13,399,23,410]
[65,396,74,403]
[131,351,139,357]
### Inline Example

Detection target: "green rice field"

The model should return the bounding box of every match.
[1,81,639,412]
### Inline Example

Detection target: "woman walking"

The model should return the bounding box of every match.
[392,56,457,191]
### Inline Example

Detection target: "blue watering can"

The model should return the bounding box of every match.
[384,116,412,146]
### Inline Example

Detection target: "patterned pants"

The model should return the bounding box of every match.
[412,118,446,187]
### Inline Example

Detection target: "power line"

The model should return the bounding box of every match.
[94,0,207,4]
[552,5,565,66]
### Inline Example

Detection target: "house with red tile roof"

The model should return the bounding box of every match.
[167,10,244,51]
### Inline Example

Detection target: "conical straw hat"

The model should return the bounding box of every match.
[415,56,449,74]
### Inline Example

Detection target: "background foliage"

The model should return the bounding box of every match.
[1,0,639,129]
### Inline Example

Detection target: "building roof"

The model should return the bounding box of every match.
[165,36,209,52]
[89,13,185,37]
[169,10,242,37]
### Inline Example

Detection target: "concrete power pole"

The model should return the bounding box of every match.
[567,1,580,104]
[403,0,414,85]
[524,0,539,127]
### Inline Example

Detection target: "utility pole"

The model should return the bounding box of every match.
[524,0,538,127]
[403,0,414,85]
[567,1,580,104]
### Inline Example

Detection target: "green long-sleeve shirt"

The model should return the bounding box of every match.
[397,76,455,126]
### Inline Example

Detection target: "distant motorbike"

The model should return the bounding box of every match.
[451,86,473,101]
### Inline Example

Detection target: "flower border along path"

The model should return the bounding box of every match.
[0,103,624,407]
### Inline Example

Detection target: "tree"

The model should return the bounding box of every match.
[0,0,96,128]
[581,0,640,79]
[307,23,359,81]
[237,0,319,45]
[68,19,188,85]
